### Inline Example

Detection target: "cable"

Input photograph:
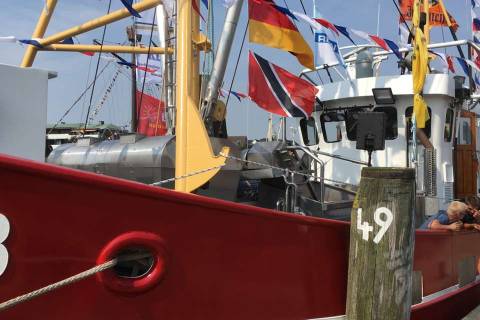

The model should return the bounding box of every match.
[137,9,157,126]
[225,20,249,108]
[80,55,94,125]
[83,0,112,132]
[48,62,112,134]
[391,0,414,40]
[298,0,323,85]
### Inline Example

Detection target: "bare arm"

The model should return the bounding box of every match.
[430,220,462,231]
[464,223,476,230]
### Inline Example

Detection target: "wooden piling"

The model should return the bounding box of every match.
[346,168,416,320]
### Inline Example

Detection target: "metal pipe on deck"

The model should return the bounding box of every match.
[201,0,244,136]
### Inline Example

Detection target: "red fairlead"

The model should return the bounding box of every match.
[96,231,168,293]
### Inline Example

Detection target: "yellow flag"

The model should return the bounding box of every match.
[412,28,428,94]
[412,16,429,128]
[412,0,421,28]
[413,94,429,129]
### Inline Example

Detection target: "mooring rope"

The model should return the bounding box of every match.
[0,259,116,312]
[0,253,149,312]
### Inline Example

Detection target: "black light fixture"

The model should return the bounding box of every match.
[372,88,395,105]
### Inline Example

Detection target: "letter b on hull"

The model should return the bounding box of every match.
[0,214,10,276]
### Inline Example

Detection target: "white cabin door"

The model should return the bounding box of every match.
[454,111,478,199]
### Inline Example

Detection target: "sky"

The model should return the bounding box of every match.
[0,0,475,139]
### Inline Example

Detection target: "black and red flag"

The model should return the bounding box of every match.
[248,51,318,118]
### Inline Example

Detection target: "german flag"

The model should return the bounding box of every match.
[248,0,314,70]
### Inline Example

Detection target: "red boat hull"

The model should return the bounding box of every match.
[0,154,478,319]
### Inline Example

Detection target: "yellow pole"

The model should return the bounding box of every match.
[21,0,58,67]
[423,0,430,45]
[192,2,201,107]
[28,0,161,50]
[41,44,173,55]
[175,0,193,192]
[436,0,453,27]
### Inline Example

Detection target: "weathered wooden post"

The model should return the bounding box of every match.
[346,168,416,320]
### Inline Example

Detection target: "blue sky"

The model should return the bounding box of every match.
[0,0,474,138]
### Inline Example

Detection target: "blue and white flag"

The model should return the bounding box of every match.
[314,28,343,67]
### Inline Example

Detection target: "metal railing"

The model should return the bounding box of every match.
[286,145,326,210]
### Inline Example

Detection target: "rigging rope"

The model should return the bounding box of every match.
[298,0,324,85]
[83,0,112,133]
[136,9,157,129]
[391,0,414,40]
[88,66,121,124]
[225,20,249,109]
[219,153,354,186]
[80,54,94,124]
[151,164,226,185]
[48,62,112,134]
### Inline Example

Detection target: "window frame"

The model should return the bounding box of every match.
[405,106,432,141]
[444,108,454,142]
[320,112,345,143]
[373,106,398,140]
[299,117,319,146]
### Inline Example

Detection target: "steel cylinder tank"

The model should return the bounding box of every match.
[47,134,242,201]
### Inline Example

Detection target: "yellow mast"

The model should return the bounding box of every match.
[22,0,226,193]
[21,0,58,68]
[21,0,162,67]
[436,0,453,28]
[174,0,229,192]
[40,44,172,55]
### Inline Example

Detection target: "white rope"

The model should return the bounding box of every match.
[219,153,351,186]
[220,153,309,177]
[149,152,351,187]
[0,259,116,312]
[151,164,225,186]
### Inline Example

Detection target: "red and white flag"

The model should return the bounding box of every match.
[248,51,318,118]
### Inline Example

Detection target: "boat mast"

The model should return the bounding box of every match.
[21,0,58,67]
[174,0,229,192]
[127,26,138,132]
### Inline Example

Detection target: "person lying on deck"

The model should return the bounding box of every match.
[419,201,467,231]
[463,195,480,231]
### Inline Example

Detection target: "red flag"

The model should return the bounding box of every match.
[248,51,318,118]
[399,0,459,31]
[192,0,205,21]
[447,55,455,73]
[136,91,167,136]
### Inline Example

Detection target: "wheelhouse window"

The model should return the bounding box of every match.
[344,107,397,141]
[345,110,362,141]
[458,117,472,145]
[405,106,432,140]
[444,108,454,142]
[374,107,398,140]
[300,117,319,146]
[320,112,344,143]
